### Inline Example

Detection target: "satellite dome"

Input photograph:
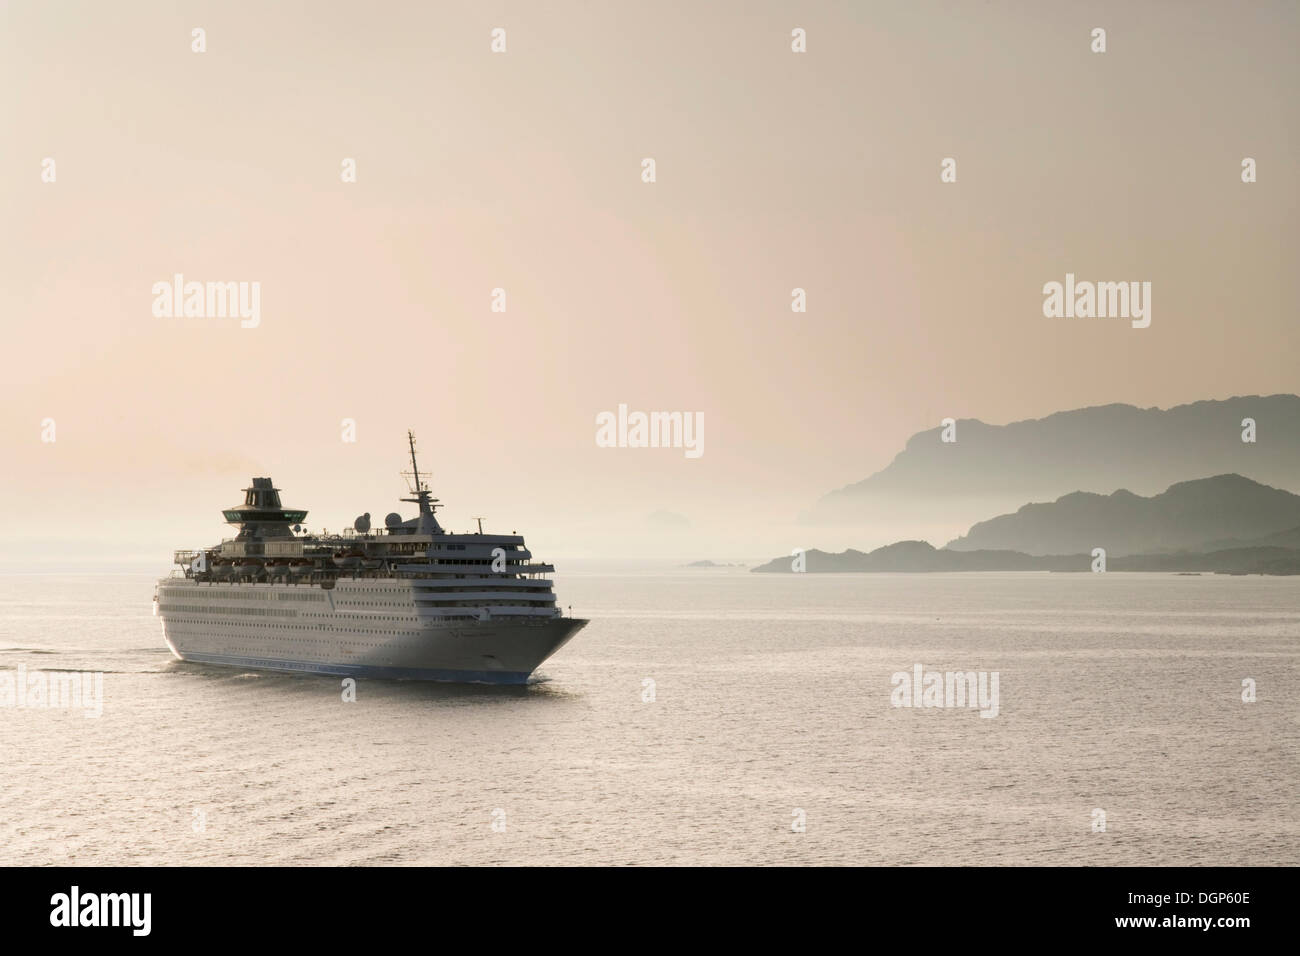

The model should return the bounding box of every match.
[385,512,403,529]
[354,513,371,533]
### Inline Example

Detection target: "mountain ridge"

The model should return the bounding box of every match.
[751,541,1300,575]
[945,474,1300,556]
[806,394,1300,530]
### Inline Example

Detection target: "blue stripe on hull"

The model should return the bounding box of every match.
[175,651,532,684]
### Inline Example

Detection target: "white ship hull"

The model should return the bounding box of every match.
[157,579,586,684]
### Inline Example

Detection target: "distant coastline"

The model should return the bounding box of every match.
[752,541,1300,574]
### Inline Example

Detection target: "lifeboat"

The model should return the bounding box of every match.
[234,558,264,577]
[289,559,314,575]
[332,550,363,569]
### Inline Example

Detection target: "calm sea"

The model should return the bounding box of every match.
[1,569,1296,865]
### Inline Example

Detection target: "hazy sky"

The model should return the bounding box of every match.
[2,0,1297,563]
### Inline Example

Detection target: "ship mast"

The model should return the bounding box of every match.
[408,430,422,494]
[400,430,443,534]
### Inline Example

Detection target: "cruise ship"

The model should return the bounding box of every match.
[156,433,586,683]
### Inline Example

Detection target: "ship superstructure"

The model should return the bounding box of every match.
[156,433,586,683]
